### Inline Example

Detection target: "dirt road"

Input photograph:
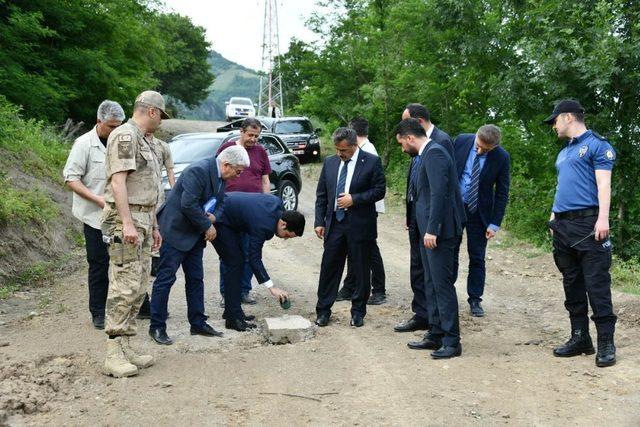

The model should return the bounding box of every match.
[1,163,639,426]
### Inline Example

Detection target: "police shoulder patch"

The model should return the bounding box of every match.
[606,149,615,161]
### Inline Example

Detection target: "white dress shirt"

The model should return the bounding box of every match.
[334,147,360,211]
[358,138,385,213]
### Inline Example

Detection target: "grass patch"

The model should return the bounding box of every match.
[66,227,85,247]
[0,253,75,300]
[0,96,69,182]
[0,173,59,226]
[612,257,640,296]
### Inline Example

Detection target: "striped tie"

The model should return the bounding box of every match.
[467,155,481,213]
[336,159,350,222]
[408,155,421,201]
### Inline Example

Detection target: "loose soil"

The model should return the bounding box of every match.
[0,163,638,426]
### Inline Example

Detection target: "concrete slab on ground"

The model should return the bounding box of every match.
[263,315,315,344]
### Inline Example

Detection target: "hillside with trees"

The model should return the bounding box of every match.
[174,51,261,121]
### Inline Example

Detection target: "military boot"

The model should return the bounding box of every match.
[553,329,595,357]
[121,336,154,368]
[103,337,138,378]
[595,333,616,367]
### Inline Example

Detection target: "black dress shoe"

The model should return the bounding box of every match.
[553,329,595,357]
[350,314,364,327]
[367,293,387,305]
[243,314,256,321]
[470,300,485,317]
[190,323,223,337]
[407,333,442,350]
[315,313,330,327]
[149,328,173,345]
[394,316,429,332]
[92,315,105,330]
[431,344,462,359]
[225,318,257,331]
[335,287,353,302]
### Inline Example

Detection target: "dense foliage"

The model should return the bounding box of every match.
[0,96,66,225]
[277,0,640,260]
[0,0,213,124]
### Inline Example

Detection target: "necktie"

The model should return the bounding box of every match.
[467,154,481,213]
[408,155,422,201]
[335,159,351,222]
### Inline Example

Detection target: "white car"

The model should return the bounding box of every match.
[225,97,256,121]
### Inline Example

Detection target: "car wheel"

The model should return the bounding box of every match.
[278,180,298,211]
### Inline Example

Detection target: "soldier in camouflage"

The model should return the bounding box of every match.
[101,90,168,377]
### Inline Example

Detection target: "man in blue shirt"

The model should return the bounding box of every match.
[544,99,617,368]
[453,125,510,317]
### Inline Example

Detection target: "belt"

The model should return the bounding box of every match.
[555,207,599,220]
[107,203,155,213]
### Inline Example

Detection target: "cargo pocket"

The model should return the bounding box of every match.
[108,242,140,266]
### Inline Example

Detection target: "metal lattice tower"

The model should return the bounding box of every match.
[258,0,284,117]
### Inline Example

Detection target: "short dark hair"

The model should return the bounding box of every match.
[405,103,430,122]
[349,117,369,137]
[476,124,502,146]
[332,127,357,145]
[569,112,585,123]
[281,210,305,236]
[395,118,426,138]
[241,118,262,131]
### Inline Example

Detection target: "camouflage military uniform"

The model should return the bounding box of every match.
[102,118,161,337]
[151,136,173,206]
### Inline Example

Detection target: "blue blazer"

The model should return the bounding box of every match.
[415,142,465,239]
[315,150,386,242]
[406,126,455,226]
[454,133,510,228]
[216,192,284,284]
[157,156,224,252]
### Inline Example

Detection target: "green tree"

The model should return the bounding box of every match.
[155,13,214,108]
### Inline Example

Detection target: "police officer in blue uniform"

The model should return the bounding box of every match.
[544,99,617,368]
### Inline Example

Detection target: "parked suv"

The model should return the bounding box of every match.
[218,116,321,162]
[225,97,256,121]
[163,131,302,210]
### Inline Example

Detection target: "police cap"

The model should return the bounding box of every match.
[543,99,584,125]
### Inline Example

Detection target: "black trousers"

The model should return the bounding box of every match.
[550,214,616,334]
[342,240,385,295]
[210,224,248,321]
[420,235,461,347]
[453,207,489,303]
[408,203,429,321]
[316,215,373,318]
[83,224,109,318]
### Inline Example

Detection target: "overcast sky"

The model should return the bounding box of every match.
[162,0,322,71]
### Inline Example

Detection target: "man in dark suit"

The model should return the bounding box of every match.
[454,125,510,317]
[149,145,249,345]
[211,192,305,331]
[396,119,465,359]
[394,103,456,333]
[314,127,386,328]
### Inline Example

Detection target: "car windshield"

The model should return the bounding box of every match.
[169,136,225,164]
[231,98,252,106]
[274,120,313,134]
